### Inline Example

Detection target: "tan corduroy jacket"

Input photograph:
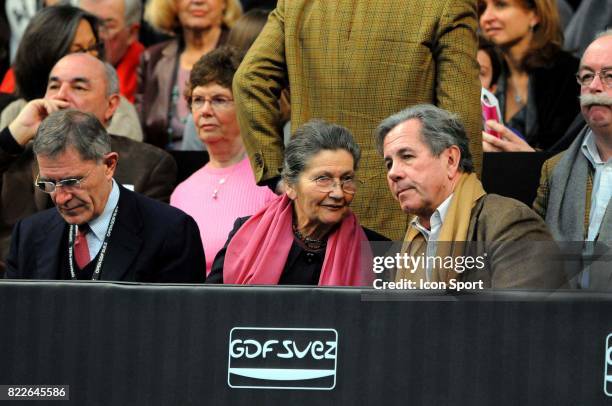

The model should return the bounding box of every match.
[533,152,593,238]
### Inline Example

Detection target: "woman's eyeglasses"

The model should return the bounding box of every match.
[311,176,362,194]
[191,96,234,111]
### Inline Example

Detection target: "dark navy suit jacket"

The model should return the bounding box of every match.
[6,184,205,282]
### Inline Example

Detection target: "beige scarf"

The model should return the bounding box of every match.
[396,173,486,283]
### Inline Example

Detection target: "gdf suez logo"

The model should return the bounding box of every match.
[228,327,338,390]
[605,334,612,396]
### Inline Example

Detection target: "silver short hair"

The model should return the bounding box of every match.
[33,109,111,162]
[103,61,119,97]
[79,0,142,27]
[282,120,361,185]
[123,0,142,27]
[374,104,474,173]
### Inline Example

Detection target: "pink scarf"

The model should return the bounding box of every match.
[223,194,373,286]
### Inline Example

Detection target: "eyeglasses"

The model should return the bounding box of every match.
[34,169,93,194]
[98,21,126,38]
[191,96,234,111]
[576,68,612,88]
[311,176,361,194]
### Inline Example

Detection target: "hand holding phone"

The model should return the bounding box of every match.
[481,88,502,139]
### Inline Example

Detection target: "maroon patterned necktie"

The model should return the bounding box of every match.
[74,224,91,269]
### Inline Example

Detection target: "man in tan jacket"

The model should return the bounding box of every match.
[233,0,482,240]
[376,104,566,289]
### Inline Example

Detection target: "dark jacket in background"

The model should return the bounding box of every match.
[136,28,229,149]
[496,50,580,152]
[565,0,612,58]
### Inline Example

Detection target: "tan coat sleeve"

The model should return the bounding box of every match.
[436,0,483,174]
[471,195,568,289]
[532,154,561,219]
[233,0,288,184]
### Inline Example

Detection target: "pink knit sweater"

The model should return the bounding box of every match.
[170,156,277,275]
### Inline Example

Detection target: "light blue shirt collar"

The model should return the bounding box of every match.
[86,179,120,257]
[581,129,610,166]
[410,193,453,281]
[580,130,612,241]
[411,193,454,241]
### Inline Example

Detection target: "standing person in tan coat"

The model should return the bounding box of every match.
[233,0,482,240]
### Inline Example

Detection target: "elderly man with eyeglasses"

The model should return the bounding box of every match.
[0,53,177,276]
[5,109,205,282]
[533,30,612,289]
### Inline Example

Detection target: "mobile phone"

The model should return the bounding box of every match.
[481,88,502,139]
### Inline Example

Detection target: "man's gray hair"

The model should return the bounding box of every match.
[282,120,361,185]
[374,104,474,173]
[124,0,142,27]
[79,0,142,27]
[103,62,119,97]
[580,29,612,65]
[33,109,111,162]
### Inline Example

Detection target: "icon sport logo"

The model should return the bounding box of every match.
[228,327,338,390]
[605,334,612,396]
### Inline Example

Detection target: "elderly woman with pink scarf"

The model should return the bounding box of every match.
[207,120,387,286]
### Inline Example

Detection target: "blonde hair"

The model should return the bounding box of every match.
[145,0,242,34]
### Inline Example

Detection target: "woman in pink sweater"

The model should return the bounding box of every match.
[170,46,276,275]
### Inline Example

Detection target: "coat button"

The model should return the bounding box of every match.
[254,152,264,168]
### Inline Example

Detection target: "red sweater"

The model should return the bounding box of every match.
[116,41,144,103]
[0,69,14,94]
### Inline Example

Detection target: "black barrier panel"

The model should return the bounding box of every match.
[481,152,554,205]
[1,281,612,405]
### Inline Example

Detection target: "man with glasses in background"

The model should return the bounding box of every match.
[78,0,144,103]
[5,109,204,282]
[533,30,612,289]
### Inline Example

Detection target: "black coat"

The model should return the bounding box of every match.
[6,185,205,282]
[497,50,580,151]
